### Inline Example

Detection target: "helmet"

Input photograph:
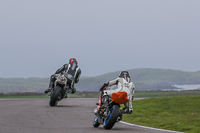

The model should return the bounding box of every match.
[119,71,131,82]
[69,58,78,64]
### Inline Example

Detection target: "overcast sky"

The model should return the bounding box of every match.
[0,0,200,78]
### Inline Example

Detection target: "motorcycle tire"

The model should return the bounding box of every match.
[93,117,100,128]
[49,86,62,106]
[103,105,120,129]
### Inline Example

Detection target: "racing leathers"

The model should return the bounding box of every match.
[100,77,135,114]
[46,62,81,94]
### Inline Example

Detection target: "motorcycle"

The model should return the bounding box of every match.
[48,73,72,106]
[93,90,130,129]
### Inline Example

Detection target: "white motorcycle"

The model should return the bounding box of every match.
[48,73,72,106]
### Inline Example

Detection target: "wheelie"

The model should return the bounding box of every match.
[44,58,81,106]
[93,71,135,129]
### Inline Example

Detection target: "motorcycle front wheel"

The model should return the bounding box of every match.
[93,117,100,128]
[49,86,62,106]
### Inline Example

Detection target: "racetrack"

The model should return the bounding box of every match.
[0,98,182,133]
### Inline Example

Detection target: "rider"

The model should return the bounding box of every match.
[99,71,135,114]
[44,58,81,94]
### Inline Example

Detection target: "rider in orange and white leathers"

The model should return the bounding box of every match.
[99,71,135,114]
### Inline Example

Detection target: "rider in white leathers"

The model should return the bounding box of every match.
[99,71,135,114]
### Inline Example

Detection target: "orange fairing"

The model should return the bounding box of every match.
[111,92,129,104]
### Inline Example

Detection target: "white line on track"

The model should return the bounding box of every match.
[119,121,184,133]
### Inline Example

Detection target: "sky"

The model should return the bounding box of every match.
[0,0,200,78]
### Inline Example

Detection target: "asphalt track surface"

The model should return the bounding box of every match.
[0,98,182,133]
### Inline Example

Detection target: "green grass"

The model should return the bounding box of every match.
[134,90,200,98]
[1,90,200,99]
[122,96,200,133]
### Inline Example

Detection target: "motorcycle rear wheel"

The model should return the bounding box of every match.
[103,105,120,129]
[49,86,62,106]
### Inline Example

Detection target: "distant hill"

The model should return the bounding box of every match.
[1,68,200,93]
[0,78,49,93]
[77,68,200,91]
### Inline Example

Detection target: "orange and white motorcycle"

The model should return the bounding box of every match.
[93,90,130,129]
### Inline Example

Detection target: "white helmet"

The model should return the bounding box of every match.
[119,71,131,82]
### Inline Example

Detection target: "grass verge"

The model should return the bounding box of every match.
[134,90,200,98]
[122,96,200,133]
[1,90,200,99]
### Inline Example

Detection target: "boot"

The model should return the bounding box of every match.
[64,93,68,98]
[117,111,123,121]
[71,88,76,94]
[44,81,53,94]
[70,85,76,94]
[44,89,51,94]
[121,107,129,114]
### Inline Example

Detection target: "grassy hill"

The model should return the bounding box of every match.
[0,78,49,93]
[77,68,200,91]
[1,68,200,93]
